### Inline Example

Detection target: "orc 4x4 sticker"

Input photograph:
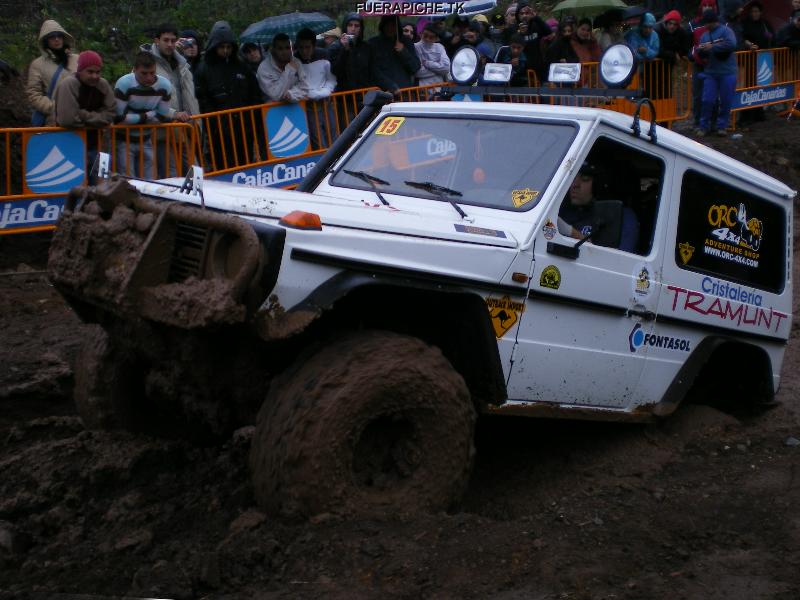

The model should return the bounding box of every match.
[705,202,763,268]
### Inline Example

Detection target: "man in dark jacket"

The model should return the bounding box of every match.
[239,42,264,76]
[515,1,552,83]
[329,13,378,91]
[369,15,422,96]
[776,9,800,49]
[328,13,387,130]
[194,21,263,170]
[656,11,690,98]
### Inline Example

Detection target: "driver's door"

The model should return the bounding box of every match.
[505,133,672,409]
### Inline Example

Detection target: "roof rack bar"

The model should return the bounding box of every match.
[441,86,643,99]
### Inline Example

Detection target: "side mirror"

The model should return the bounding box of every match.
[590,200,624,248]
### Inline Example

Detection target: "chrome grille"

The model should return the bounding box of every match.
[169,222,209,282]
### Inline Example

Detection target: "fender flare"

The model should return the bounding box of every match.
[652,335,775,417]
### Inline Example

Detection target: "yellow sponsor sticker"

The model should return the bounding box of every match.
[375,116,405,136]
[511,188,539,208]
[678,242,695,264]
[539,265,561,290]
[485,295,526,338]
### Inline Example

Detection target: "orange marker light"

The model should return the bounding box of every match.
[279,211,322,230]
[512,272,529,283]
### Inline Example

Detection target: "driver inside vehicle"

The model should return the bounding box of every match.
[558,161,640,253]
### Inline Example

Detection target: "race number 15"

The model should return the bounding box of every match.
[375,117,405,136]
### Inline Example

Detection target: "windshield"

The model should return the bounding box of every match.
[330,115,576,212]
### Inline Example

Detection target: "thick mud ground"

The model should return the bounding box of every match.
[1,113,800,599]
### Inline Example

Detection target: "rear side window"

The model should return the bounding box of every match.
[675,170,786,293]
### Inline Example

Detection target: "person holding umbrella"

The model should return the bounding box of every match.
[369,15,422,96]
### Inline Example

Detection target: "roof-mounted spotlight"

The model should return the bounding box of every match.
[599,43,637,89]
[450,46,481,85]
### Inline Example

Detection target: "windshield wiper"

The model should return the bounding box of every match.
[343,169,391,207]
[404,180,468,219]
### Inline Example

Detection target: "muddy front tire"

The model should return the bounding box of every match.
[249,330,476,518]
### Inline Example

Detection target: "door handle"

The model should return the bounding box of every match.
[627,307,655,321]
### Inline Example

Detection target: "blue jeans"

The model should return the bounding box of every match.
[117,136,154,179]
[699,72,736,132]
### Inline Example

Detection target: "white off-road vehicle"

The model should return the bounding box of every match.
[48,79,794,516]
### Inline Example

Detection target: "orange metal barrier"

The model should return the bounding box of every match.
[1,123,197,197]
[193,87,379,174]
[736,47,800,90]
[1,122,197,236]
[396,81,455,102]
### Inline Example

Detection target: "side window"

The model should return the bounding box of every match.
[675,170,786,294]
[558,137,664,256]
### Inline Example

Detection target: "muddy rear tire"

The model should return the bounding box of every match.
[74,326,145,430]
[249,330,475,518]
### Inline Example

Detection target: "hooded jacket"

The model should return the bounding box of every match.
[624,13,660,59]
[141,41,199,115]
[195,21,263,112]
[368,15,422,92]
[26,20,79,120]
[329,13,382,91]
[656,18,691,62]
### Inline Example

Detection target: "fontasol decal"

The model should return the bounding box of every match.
[210,155,318,188]
[628,323,691,353]
[0,197,65,232]
[25,132,85,194]
[266,103,309,158]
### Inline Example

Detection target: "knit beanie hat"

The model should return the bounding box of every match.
[77,50,102,72]
[663,10,682,23]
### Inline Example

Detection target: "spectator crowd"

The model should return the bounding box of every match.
[11,0,800,168]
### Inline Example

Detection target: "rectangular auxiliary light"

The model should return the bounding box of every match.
[548,63,582,84]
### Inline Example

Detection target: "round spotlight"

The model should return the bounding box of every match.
[450,46,481,85]
[599,44,636,89]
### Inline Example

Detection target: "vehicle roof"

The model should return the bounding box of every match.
[385,102,796,201]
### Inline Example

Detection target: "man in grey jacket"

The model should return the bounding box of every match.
[142,23,199,176]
